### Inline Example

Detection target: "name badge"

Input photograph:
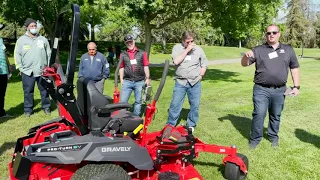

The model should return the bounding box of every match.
[96,58,101,62]
[130,59,137,64]
[23,45,31,50]
[185,55,191,61]
[268,52,278,59]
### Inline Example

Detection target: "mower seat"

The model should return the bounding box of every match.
[77,78,143,133]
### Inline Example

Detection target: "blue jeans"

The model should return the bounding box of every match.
[120,80,144,116]
[167,81,201,127]
[22,73,51,113]
[249,84,286,145]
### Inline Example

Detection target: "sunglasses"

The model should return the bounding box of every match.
[266,31,278,35]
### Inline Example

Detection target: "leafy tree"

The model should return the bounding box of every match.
[285,0,309,47]
[96,6,138,42]
[0,0,83,39]
[207,0,282,47]
[152,12,224,53]
[80,0,109,41]
[119,0,208,57]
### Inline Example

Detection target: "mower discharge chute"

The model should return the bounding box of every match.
[8,4,248,180]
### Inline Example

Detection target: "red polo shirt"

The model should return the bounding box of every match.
[120,46,149,70]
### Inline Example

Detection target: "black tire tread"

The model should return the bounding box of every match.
[71,164,131,180]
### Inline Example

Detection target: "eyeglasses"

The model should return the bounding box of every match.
[185,40,194,44]
[266,31,278,35]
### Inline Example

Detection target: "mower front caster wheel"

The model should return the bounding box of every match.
[224,153,248,180]
[71,164,131,180]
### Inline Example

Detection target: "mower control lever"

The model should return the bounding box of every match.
[97,103,132,115]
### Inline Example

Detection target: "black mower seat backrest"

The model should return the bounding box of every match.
[77,78,111,131]
[77,78,88,119]
[77,78,143,133]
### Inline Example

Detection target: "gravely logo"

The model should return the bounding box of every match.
[101,147,131,152]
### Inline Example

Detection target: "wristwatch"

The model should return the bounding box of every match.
[293,86,300,90]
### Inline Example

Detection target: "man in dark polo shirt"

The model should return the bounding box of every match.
[166,31,208,133]
[119,34,150,116]
[241,24,300,149]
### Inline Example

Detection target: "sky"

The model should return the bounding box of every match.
[277,0,320,22]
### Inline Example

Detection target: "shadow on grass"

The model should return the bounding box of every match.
[218,114,268,141]
[1,99,57,125]
[176,108,189,126]
[0,141,16,156]
[295,129,320,148]
[7,71,22,84]
[193,160,225,176]
[149,67,242,83]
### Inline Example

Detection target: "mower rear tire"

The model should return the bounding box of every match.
[224,153,248,180]
[71,163,131,180]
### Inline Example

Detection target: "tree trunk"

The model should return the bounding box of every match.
[239,40,242,48]
[91,24,95,41]
[161,29,167,54]
[14,22,17,41]
[144,20,152,58]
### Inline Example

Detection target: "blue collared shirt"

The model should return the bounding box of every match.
[78,51,110,81]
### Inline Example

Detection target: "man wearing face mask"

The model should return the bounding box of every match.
[241,24,300,149]
[166,31,208,133]
[14,18,51,117]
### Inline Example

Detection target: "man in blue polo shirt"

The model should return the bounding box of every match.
[78,42,110,93]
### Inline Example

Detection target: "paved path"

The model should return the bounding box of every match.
[149,58,241,67]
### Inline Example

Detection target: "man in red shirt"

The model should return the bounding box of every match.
[119,34,151,116]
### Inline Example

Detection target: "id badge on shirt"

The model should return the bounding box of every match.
[130,59,137,64]
[184,55,191,61]
[268,52,278,59]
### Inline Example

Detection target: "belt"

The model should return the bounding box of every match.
[256,83,285,89]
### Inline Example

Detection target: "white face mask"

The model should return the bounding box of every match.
[29,28,38,35]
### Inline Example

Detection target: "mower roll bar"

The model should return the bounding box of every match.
[141,60,170,146]
[154,60,169,101]
[49,7,68,67]
[66,4,80,85]
[43,4,88,135]
[114,56,123,88]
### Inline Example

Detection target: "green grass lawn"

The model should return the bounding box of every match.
[1,54,320,179]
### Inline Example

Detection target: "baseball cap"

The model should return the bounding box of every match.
[124,34,134,42]
[24,18,37,27]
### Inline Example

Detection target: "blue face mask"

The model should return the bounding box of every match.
[29,28,38,35]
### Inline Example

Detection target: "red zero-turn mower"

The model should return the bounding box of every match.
[8,4,248,180]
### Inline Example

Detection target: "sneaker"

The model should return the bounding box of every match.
[0,114,13,118]
[271,140,279,148]
[249,142,258,150]
[268,138,279,148]
[43,108,51,115]
[25,112,31,117]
